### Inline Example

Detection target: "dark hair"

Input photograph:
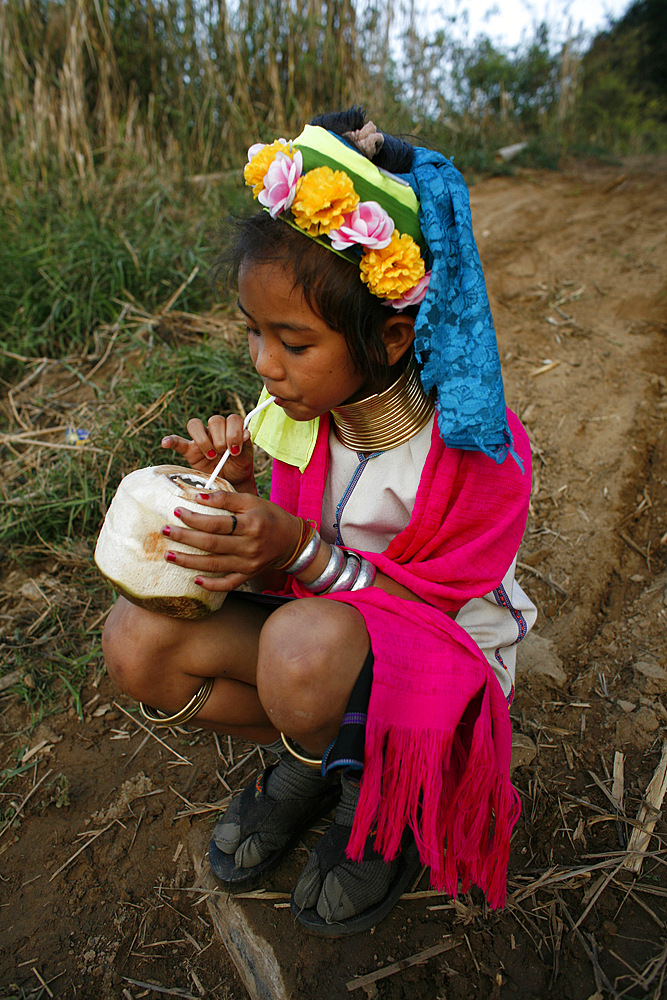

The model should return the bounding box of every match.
[215,109,417,383]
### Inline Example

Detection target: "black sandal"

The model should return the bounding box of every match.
[290,821,422,937]
[208,766,341,890]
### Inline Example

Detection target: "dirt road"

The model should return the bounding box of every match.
[1,156,666,1000]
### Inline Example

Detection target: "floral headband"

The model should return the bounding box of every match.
[245,123,520,469]
[243,125,431,311]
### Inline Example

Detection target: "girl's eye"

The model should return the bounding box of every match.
[284,343,307,355]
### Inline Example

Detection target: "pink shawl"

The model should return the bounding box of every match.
[269,411,531,907]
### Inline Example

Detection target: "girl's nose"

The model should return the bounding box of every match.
[253,341,284,383]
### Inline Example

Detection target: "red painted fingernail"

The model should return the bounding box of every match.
[194,577,203,586]
[207,449,217,458]
[199,492,210,500]
[166,551,177,562]
[162,525,171,536]
[230,444,241,455]
[173,508,181,518]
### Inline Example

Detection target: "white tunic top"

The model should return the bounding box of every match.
[321,417,536,700]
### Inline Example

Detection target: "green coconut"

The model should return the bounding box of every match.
[95,465,235,618]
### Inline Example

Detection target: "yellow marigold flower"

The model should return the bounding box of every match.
[359,232,425,300]
[291,167,359,236]
[244,141,293,197]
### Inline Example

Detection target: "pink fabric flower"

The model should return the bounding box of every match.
[384,270,432,311]
[258,150,303,218]
[328,201,394,250]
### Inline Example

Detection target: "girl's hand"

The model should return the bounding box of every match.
[161,490,301,592]
[161,415,255,491]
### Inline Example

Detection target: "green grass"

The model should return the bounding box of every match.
[0,169,252,374]
[1,335,262,548]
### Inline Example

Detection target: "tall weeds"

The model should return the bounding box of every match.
[0,0,378,193]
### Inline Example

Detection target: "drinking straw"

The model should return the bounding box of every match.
[203,395,276,489]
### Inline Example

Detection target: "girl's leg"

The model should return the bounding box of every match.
[103,592,371,747]
[102,592,278,742]
[105,590,399,922]
[195,595,373,886]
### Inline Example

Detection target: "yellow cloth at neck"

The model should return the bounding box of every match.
[248,388,319,473]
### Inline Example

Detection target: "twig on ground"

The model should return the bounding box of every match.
[612,752,626,847]
[212,732,227,766]
[0,767,53,839]
[128,807,145,852]
[159,265,200,315]
[624,740,667,874]
[530,360,562,377]
[556,895,619,998]
[1,437,108,454]
[84,603,114,634]
[49,822,114,881]
[112,702,191,765]
[574,859,628,929]
[346,940,456,992]
[124,732,152,769]
[31,967,54,997]
[619,531,651,570]
[227,745,259,775]
[87,304,129,379]
[231,890,290,900]
[610,879,666,930]
[588,769,626,816]
[516,561,569,596]
[122,978,197,999]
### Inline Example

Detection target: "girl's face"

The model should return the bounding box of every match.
[238,262,371,422]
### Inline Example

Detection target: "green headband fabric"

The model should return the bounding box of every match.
[293,125,425,254]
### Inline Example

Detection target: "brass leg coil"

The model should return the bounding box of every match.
[280,732,323,768]
[139,677,215,727]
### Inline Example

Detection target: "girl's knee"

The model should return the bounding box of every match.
[256,604,363,735]
[102,599,167,699]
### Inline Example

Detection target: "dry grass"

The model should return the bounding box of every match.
[0,0,377,195]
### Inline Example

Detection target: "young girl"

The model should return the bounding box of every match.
[102,108,536,936]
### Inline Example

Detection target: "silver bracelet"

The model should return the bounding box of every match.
[301,544,345,593]
[284,529,321,575]
[350,557,377,590]
[327,552,361,593]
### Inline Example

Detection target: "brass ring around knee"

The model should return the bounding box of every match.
[280,732,323,768]
[139,677,214,727]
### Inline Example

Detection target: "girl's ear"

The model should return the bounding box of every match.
[381,313,416,367]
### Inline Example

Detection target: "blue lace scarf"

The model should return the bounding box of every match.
[397,148,521,469]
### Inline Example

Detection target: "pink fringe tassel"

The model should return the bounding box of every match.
[347,681,521,909]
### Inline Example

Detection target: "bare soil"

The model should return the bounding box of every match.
[1,156,667,1000]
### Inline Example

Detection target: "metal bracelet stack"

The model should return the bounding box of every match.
[301,545,376,594]
[301,544,345,593]
[273,517,318,572]
[283,527,321,575]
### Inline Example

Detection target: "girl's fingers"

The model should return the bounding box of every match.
[192,489,248,510]
[208,413,245,457]
[164,521,240,555]
[165,545,242,571]
[161,434,192,455]
[193,573,248,593]
[186,417,217,460]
